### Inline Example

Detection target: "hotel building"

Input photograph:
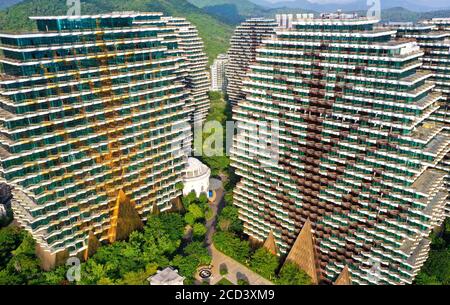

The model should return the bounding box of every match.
[0,12,192,268]
[210,54,228,92]
[230,13,449,285]
[163,17,210,124]
[226,18,277,106]
[396,19,450,217]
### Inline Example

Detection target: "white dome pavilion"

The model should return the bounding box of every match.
[182,158,211,197]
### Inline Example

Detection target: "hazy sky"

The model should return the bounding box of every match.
[265,0,449,8]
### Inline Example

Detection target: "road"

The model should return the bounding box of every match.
[199,181,273,285]
[205,185,224,247]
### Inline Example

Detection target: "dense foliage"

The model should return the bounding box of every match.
[188,0,261,16]
[182,190,210,244]
[217,205,242,233]
[275,262,312,285]
[190,1,450,24]
[0,0,233,64]
[187,0,269,24]
[0,211,211,285]
[415,219,450,285]
[188,0,318,25]
[199,91,231,176]
[0,230,49,285]
[173,241,211,284]
[249,248,279,280]
[0,0,22,9]
[213,231,250,263]
[0,226,22,268]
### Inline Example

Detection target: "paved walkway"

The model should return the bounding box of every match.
[205,187,223,247]
[209,244,273,285]
[197,177,273,285]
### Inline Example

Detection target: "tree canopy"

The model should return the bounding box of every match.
[275,262,312,285]
[213,231,250,263]
[0,211,211,285]
[249,248,279,280]
[415,219,450,285]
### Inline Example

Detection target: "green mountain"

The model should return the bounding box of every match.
[0,0,23,9]
[380,7,422,23]
[0,0,233,64]
[188,0,315,24]
[188,0,270,24]
[349,6,450,23]
[188,0,261,15]
[189,0,450,25]
[380,7,450,23]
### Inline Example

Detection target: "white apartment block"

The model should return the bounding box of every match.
[210,54,228,92]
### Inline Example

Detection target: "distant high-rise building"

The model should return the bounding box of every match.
[422,18,450,30]
[0,12,193,269]
[226,18,277,106]
[396,20,450,216]
[163,17,210,124]
[210,54,228,92]
[231,14,449,285]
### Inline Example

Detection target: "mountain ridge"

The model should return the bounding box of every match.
[188,0,315,24]
[249,0,450,12]
[0,0,23,10]
[187,0,450,25]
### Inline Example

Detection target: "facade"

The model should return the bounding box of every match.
[226,18,277,106]
[230,14,449,285]
[0,12,193,268]
[163,17,210,124]
[210,54,228,92]
[396,20,450,217]
[148,267,185,285]
[182,157,210,197]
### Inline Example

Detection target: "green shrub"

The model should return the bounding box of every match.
[192,223,207,241]
[182,191,197,210]
[213,232,250,263]
[275,262,312,285]
[217,205,243,233]
[205,207,214,221]
[219,264,228,276]
[249,248,279,280]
